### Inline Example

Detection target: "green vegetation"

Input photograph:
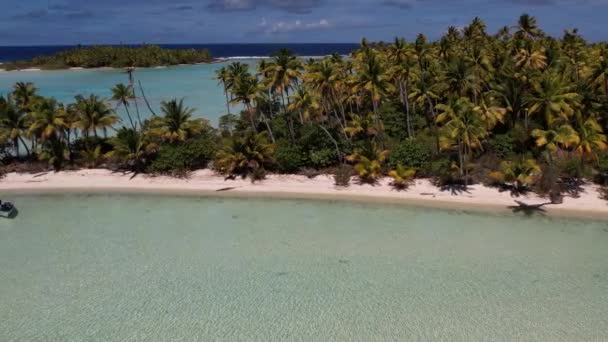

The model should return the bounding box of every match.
[1,45,213,70]
[2,14,608,201]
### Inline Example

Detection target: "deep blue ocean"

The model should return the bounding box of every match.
[0,43,359,62]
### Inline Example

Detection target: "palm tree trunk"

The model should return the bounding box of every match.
[123,104,136,130]
[426,97,440,154]
[260,113,275,143]
[13,137,20,157]
[224,88,231,115]
[246,103,257,133]
[318,124,342,163]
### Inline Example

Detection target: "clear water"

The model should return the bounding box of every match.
[0,62,252,125]
[1,193,607,341]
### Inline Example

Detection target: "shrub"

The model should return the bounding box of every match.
[347,144,388,184]
[388,164,416,190]
[388,138,432,170]
[309,148,336,169]
[487,133,515,159]
[334,164,352,187]
[149,134,217,174]
[275,143,306,173]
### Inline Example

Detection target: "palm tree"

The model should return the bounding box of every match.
[28,98,68,142]
[513,14,542,40]
[106,127,154,172]
[215,130,275,180]
[288,87,319,124]
[71,95,119,138]
[574,117,607,163]
[388,164,416,190]
[531,124,580,153]
[12,82,38,112]
[591,48,608,96]
[388,37,417,136]
[436,97,488,183]
[111,83,137,130]
[0,96,31,156]
[495,158,541,191]
[229,74,258,129]
[346,143,388,183]
[305,59,345,127]
[149,98,205,143]
[215,66,232,115]
[525,73,580,127]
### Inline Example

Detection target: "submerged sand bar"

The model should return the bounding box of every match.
[1,169,607,219]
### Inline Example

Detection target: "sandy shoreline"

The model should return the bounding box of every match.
[1,169,607,219]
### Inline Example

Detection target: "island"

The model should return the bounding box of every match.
[0,45,214,70]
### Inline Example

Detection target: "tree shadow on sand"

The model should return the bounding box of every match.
[495,184,531,198]
[508,200,554,216]
[439,183,471,196]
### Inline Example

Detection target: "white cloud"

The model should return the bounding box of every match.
[257,18,331,34]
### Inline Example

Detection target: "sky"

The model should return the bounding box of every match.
[1,0,607,45]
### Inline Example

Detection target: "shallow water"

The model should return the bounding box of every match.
[0,62,254,125]
[1,193,607,341]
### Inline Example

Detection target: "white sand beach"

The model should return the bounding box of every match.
[1,169,606,219]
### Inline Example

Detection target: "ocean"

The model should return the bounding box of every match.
[2,193,607,340]
[0,43,360,62]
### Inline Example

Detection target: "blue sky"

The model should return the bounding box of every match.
[1,0,607,45]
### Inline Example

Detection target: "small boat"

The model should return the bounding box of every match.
[0,201,17,219]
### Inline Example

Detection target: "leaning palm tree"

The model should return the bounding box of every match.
[149,98,205,143]
[215,66,232,114]
[230,74,261,133]
[111,83,137,130]
[0,96,31,157]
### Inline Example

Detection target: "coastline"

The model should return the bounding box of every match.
[0,60,221,73]
[2,169,607,220]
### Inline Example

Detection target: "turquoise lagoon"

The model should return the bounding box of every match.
[0,62,252,125]
[1,193,607,341]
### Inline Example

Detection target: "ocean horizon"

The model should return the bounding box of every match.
[0,43,360,62]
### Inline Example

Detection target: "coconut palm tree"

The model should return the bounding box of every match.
[0,96,31,156]
[436,97,488,183]
[215,130,275,180]
[525,73,580,127]
[149,98,205,143]
[111,83,137,130]
[106,127,155,172]
[71,94,119,138]
[215,66,232,115]
[12,82,38,112]
[28,98,68,142]
[388,164,416,190]
[573,117,607,163]
[591,48,608,96]
[288,87,319,124]
[494,157,541,192]
[531,124,580,153]
[513,14,542,40]
[230,74,261,133]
